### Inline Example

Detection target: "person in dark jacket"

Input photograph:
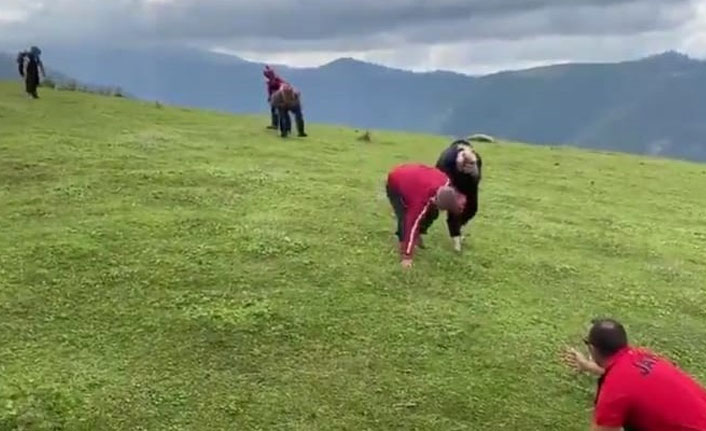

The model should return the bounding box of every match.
[270,83,307,138]
[263,65,286,129]
[386,163,466,268]
[419,139,482,252]
[17,46,45,99]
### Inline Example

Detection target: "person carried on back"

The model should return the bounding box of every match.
[419,139,482,253]
[17,46,46,99]
[385,163,465,268]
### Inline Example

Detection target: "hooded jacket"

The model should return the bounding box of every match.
[263,66,286,100]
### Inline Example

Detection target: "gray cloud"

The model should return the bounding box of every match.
[0,0,702,74]
[136,0,694,42]
[400,2,693,44]
[1,0,695,43]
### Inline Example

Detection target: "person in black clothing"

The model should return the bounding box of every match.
[17,46,45,99]
[419,139,482,252]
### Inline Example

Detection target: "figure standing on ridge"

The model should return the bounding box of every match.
[385,163,465,268]
[263,65,286,129]
[271,83,307,138]
[419,139,482,252]
[17,46,46,99]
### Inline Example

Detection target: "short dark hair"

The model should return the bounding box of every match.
[587,318,628,357]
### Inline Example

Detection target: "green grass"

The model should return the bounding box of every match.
[1,81,706,430]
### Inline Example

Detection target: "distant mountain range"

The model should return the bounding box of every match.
[2,46,706,162]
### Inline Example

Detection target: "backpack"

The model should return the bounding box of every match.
[16,51,28,77]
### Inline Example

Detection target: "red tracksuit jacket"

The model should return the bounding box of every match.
[387,164,450,259]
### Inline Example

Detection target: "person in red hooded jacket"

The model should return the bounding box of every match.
[386,164,466,268]
[263,65,286,129]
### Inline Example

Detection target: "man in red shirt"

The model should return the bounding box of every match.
[564,318,706,431]
[385,164,465,268]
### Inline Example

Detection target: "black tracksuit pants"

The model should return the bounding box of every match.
[24,62,40,98]
[270,105,279,128]
[386,183,406,242]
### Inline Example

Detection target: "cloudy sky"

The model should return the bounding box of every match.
[1,0,705,74]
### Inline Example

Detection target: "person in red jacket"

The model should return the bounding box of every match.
[386,164,466,268]
[564,318,706,431]
[263,65,286,129]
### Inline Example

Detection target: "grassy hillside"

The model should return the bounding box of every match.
[35,46,476,134]
[1,81,706,430]
[36,46,706,162]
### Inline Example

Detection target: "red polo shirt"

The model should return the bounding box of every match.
[595,347,706,431]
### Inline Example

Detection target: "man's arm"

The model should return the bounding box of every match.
[445,212,463,251]
[39,60,46,78]
[446,188,477,238]
[563,348,605,376]
[294,90,302,108]
[463,189,478,223]
[271,90,282,108]
[475,153,483,184]
[562,347,624,431]
[446,212,462,237]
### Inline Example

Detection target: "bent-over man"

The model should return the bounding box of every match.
[271,83,307,138]
[386,163,465,268]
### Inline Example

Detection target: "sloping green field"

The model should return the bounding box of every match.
[1,82,706,430]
